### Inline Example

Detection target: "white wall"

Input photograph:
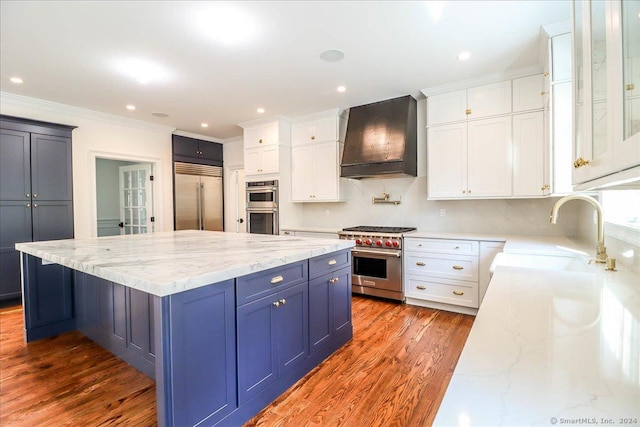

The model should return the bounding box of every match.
[1,92,175,238]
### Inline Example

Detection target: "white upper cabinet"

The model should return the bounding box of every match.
[513,112,546,197]
[513,74,547,112]
[427,82,512,126]
[244,122,279,149]
[427,123,467,199]
[466,116,512,197]
[291,116,338,146]
[290,109,346,202]
[467,81,512,118]
[572,0,640,189]
[426,75,546,199]
[427,90,467,125]
[240,118,290,178]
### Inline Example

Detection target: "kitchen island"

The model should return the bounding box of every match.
[15,230,355,427]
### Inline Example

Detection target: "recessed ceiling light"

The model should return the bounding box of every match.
[201,123,209,128]
[116,58,170,84]
[257,108,265,114]
[457,51,471,61]
[319,49,345,62]
[337,86,346,93]
[151,112,170,118]
[196,4,255,44]
[10,77,23,84]
[126,105,136,111]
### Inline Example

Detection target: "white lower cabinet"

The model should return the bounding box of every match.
[404,237,504,314]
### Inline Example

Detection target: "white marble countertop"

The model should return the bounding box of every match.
[15,230,354,297]
[433,241,640,426]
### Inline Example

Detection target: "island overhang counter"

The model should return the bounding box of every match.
[15,230,355,427]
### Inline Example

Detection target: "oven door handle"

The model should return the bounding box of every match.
[352,249,401,258]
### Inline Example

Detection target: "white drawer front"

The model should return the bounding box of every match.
[404,238,478,255]
[404,252,478,282]
[405,276,479,308]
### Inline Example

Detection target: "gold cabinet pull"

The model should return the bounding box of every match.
[453,290,464,296]
[26,203,31,208]
[540,91,548,96]
[273,301,280,307]
[543,71,550,77]
[452,265,464,270]
[465,109,472,115]
[573,157,591,168]
[329,277,340,284]
[416,261,426,266]
[328,259,337,265]
[416,285,426,290]
[541,184,550,191]
[270,275,284,284]
[279,298,286,305]
[626,83,635,91]
[311,135,316,140]
[259,138,263,144]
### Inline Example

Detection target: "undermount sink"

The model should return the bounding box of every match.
[490,252,592,274]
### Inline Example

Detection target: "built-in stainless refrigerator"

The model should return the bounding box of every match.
[174,162,223,231]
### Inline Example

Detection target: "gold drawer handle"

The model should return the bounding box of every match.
[328,259,337,265]
[416,285,426,290]
[259,138,263,144]
[453,290,464,296]
[416,262,426,266]
[273,301,280,307]
[270,275,284,284]
[329,277,340,284]
[279,298,286,305]
[452,265,464,270]
[573,157,591,168]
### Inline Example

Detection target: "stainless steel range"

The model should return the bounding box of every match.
[338,226,416,301]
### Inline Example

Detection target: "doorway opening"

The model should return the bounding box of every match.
[95,158,155,237]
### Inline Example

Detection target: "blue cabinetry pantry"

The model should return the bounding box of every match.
[0,115,74,301]
[16,232,353,427]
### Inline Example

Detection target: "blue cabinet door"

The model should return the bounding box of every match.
[276,282,309,375]
[30,133,73,201]
[309,266,351,355]
[23,254,74,337]
[237,292,278,404]
[0,128,30,201]
[0,201,32,299]
[166,280,237,427]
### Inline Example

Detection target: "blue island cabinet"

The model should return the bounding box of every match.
[19,248,353,427]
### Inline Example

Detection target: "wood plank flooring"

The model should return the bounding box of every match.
[0,296,473,426]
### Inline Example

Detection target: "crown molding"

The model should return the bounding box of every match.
[0,91,176,134]
[172,129,223,143]
[420,65,543,97]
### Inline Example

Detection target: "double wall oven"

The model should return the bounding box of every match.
[246,180,279,235]
[339,226,416,301]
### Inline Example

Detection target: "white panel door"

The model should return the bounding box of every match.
[291,145,315,201]
[512,74,546,112]
[512,112,545,197]
[427,90,467,125]
[119,163,153,235]
[313,142,339,201]
[467,117,512,197]
[467,81,512,119]
[427,123,467,199]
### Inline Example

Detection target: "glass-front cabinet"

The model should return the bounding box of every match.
[572,0,640,188]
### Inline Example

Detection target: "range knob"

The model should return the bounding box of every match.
[365,239,372,246]
[376,240,383,246]
[355,239,362,245]
[385,240,392,247]
[392,241,399,248]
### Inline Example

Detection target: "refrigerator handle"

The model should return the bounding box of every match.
[196,182,202,230]
[200,183,206,230]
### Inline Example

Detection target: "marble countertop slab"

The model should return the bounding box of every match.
[434,249,640,426]
[15,230,354,297]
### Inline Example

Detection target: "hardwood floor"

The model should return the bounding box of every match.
[0,296,473,426]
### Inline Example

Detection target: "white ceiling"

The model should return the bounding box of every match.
[0,1,571,140]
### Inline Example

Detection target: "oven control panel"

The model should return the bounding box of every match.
[339,233,402,249]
